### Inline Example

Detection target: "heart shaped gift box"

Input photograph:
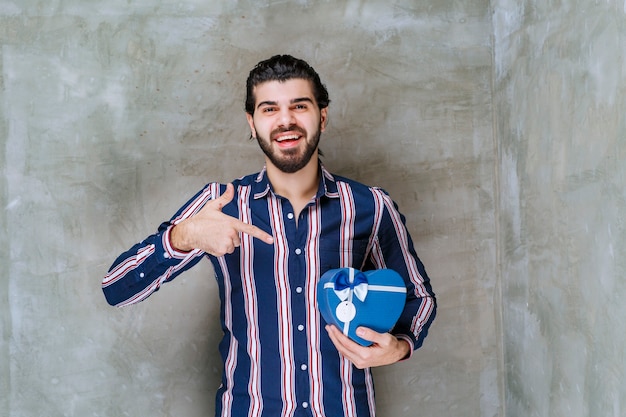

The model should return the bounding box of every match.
[317,267,407,346]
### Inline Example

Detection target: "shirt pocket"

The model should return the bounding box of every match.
[318,238,370,273]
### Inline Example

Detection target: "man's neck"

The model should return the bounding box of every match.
[265,158,320,216]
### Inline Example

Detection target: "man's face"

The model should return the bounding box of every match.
[246,78,328,174]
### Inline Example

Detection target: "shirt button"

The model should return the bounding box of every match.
[302,402,309,409]
[301,364,308,371]
[297,324,304,331]
[287,213,294,219]
[163,252,170,258]
[295,287,303,294]
[139,273,145,278]
[295,248,302,255]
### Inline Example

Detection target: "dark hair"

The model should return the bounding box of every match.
[245,55,330,115]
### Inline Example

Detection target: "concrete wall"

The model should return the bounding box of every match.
[1,1,498,416]
[492,1,626,416]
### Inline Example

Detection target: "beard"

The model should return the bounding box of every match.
[256,124,322,174]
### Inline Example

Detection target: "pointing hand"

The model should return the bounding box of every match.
[170,183,274,256]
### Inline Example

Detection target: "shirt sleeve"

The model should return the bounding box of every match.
[370,188,437,353]
[101,183,218,307]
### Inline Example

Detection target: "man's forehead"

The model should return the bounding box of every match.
[253,78,315,102]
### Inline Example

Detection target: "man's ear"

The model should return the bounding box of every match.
[320,107,328,132]
[246,113,256,138]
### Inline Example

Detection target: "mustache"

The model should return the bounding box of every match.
[271,125,307,138]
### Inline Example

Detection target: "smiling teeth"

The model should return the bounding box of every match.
[276,135,300,141]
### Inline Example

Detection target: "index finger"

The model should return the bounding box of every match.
[233,220,274,245]
[326,325,365,356]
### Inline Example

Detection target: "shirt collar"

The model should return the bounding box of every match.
[252,162,340,200]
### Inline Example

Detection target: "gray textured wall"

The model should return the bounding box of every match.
[493,1,626,416]
[1,1,498,416]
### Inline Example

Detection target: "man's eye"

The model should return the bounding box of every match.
[294,104,308,110]
[262,107,276,113]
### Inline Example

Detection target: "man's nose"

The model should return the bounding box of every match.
[278,108,295,127]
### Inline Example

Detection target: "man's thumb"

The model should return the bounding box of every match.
[213,183,235,210]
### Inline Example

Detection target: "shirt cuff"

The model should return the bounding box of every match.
[157,225,192,262]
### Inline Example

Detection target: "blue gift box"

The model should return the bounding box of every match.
[317,267,407,346]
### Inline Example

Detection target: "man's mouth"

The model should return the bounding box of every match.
[274,133,301,143]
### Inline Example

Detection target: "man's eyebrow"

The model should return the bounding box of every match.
[256,100,277,109]
[256,97,314,109]
[292,97,314,104]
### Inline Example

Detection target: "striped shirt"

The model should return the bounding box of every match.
[102,164,436,417]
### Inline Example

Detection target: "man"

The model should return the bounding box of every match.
[103,54,436,417]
